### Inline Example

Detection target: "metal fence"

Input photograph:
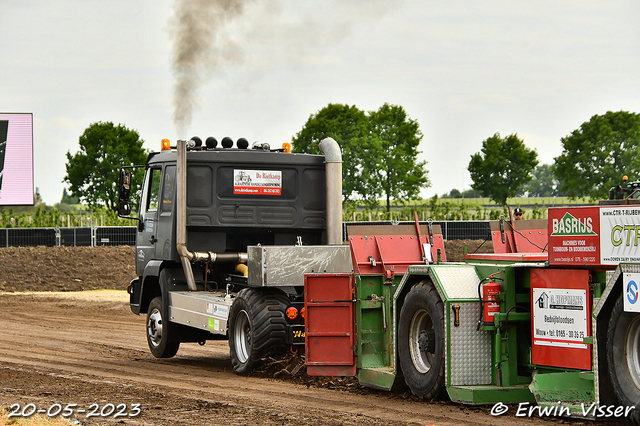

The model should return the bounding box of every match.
[94,227,137,246]
[343,221,491,241]
[0,221,490,248]
[0,228,57,247]
[0,227,137,247]
[403,221,491,241]
[59,227,92,246]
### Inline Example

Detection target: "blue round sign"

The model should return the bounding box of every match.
[627,280,639,305]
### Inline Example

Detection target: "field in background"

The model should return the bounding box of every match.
[345,196,591,222]
[0,196,592,228]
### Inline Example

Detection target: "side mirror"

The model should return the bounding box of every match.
[117,201,131,216]
[117,169,133,217]
[116,167,144,231]
[119,169,131,202]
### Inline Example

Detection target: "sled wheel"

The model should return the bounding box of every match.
[398,280,446,399]
[607,293,640,424]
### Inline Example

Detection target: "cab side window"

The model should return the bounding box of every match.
[147,168,162,211]
[161,166,176,213]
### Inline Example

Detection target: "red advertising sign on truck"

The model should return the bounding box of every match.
[548,206,640,267]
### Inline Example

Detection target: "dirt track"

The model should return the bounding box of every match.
[1,291,630,426]
[0,245,631,426]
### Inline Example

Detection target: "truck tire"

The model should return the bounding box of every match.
[228,287,289,375]
[607,293,640,424]
[398,280,445,400]
[146,296,180,358]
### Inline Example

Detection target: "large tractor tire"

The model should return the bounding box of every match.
[146,296,180,358]
[607,294,640,425]
[228,287,289,375]
[398,280,446,400]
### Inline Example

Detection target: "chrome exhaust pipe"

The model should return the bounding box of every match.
[176,139,198,291]
[176,140,247,291]
[319,137,342,245]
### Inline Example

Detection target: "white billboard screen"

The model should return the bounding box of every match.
[0,113,34,206]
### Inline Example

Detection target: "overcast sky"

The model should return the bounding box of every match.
[2,0,639,206]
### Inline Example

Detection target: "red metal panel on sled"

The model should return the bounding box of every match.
[514,225,548,253]
[348,233,446,276]
[491,220,548,254]
[305,273,356,376]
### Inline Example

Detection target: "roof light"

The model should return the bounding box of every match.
[221,137,234,148]
[282,142,291,153]
[286,306,298,320]
[206,136,218,148]
[191,136,202,147]
[237,138,249,149]
[161,138,171,151]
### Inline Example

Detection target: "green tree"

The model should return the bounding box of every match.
[60,188,80,205]
[462,188,482,198]
[468,133,538,205]
[443,189,463,198]
[56,188,81,213]
[64,122,147,210]
[441,188,482,198]
[367,103,430,212]
[292,104,370,202]
[554,111,640,199]
[525,164,563,197]
[292,103,429,209]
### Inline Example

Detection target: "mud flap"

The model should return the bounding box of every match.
[305,273,356,376]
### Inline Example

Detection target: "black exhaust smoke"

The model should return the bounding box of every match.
[171,0,249,136]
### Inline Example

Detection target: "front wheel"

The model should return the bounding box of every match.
[607,294,640,424]
[146,296,180,358]
[398,280,445,400]
[228,288,289,375]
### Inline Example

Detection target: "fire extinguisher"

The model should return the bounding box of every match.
[477,272,503,330]
[482,281,501,325]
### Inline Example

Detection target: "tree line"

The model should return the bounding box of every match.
[467,111,640,205]
[59,109,640,212]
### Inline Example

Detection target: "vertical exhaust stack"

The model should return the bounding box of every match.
[176,139,198,291]
[319,137,343,245]
[176,139,248,292]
